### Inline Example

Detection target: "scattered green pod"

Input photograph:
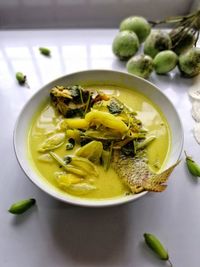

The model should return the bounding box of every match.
[169,27,195,55]
[120,16,151,43]
[144,233,170,261]
[39,47,51,56]
[185,151,200,177]
[112,30,139,60]
[127,54,153,79]
[8,198,36,215]
[144,30,172,58]
[153,50,178,74]
[16,72,27,85]
[178,47,200,77]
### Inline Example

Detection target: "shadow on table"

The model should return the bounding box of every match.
[111,58,126,71]
[149,69,196,92]
[47,203,131,266]
[10,204,38,226]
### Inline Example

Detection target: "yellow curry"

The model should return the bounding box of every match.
[27,85,172,200]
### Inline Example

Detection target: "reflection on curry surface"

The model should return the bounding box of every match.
[28,84,176,200]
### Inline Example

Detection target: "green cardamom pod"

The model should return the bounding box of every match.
[39,47,51,56]
[8,198,36,215]
[185,151,200,177]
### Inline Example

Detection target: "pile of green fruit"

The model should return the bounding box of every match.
[112,14,200,79]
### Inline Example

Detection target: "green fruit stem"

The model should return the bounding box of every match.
[149,9,200,47]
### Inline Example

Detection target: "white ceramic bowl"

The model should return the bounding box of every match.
[14,70,184,207]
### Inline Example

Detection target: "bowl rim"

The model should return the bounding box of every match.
[13,69,184,208]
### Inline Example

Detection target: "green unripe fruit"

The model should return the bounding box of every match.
[185,152,200,177]
[178,47,200,77]
[39,47,51,56]
[8,199,36,214]
[169,27,195,55]
[16,72,26,84]
[112,31,139,60]
[120,16,151,43]
[153,50,178,74]
[144,233,169,261]
[144,30,172,58]
[127,54,153,79]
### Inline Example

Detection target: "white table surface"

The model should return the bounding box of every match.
[0,29,200,267]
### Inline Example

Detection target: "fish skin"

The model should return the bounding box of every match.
[112,150,179,193]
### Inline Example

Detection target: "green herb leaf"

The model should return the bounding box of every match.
[107,99,123,114]
[8,198,36,215]
[39,47,51,56]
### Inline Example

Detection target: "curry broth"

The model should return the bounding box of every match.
[27,85,171,200]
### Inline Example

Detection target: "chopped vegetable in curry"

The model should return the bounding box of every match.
[28,84,176,199]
